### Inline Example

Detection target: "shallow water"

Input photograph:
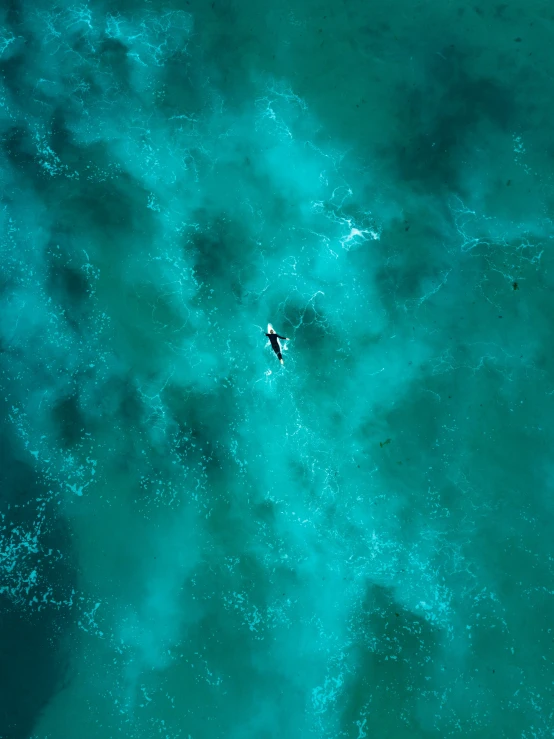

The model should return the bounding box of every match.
[1,0,554,736]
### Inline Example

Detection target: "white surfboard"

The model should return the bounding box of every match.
[267,323,284,364]
[267,322,281,346]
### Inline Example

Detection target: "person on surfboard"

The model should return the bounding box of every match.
[266,327,289,365]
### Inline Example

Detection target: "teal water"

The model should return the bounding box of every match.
[1,0,554,736]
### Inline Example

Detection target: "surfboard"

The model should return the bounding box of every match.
[267,323,280,346]
[267,323,284,364]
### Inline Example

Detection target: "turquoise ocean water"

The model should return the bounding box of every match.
[1,0,554,736]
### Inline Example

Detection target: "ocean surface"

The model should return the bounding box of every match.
[1,0,553,736]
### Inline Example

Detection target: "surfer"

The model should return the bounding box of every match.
[266,328,289,365]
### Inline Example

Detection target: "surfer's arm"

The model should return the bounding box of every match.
[277,334,289,340]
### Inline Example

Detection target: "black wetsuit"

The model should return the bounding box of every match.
[266,332,287,361]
